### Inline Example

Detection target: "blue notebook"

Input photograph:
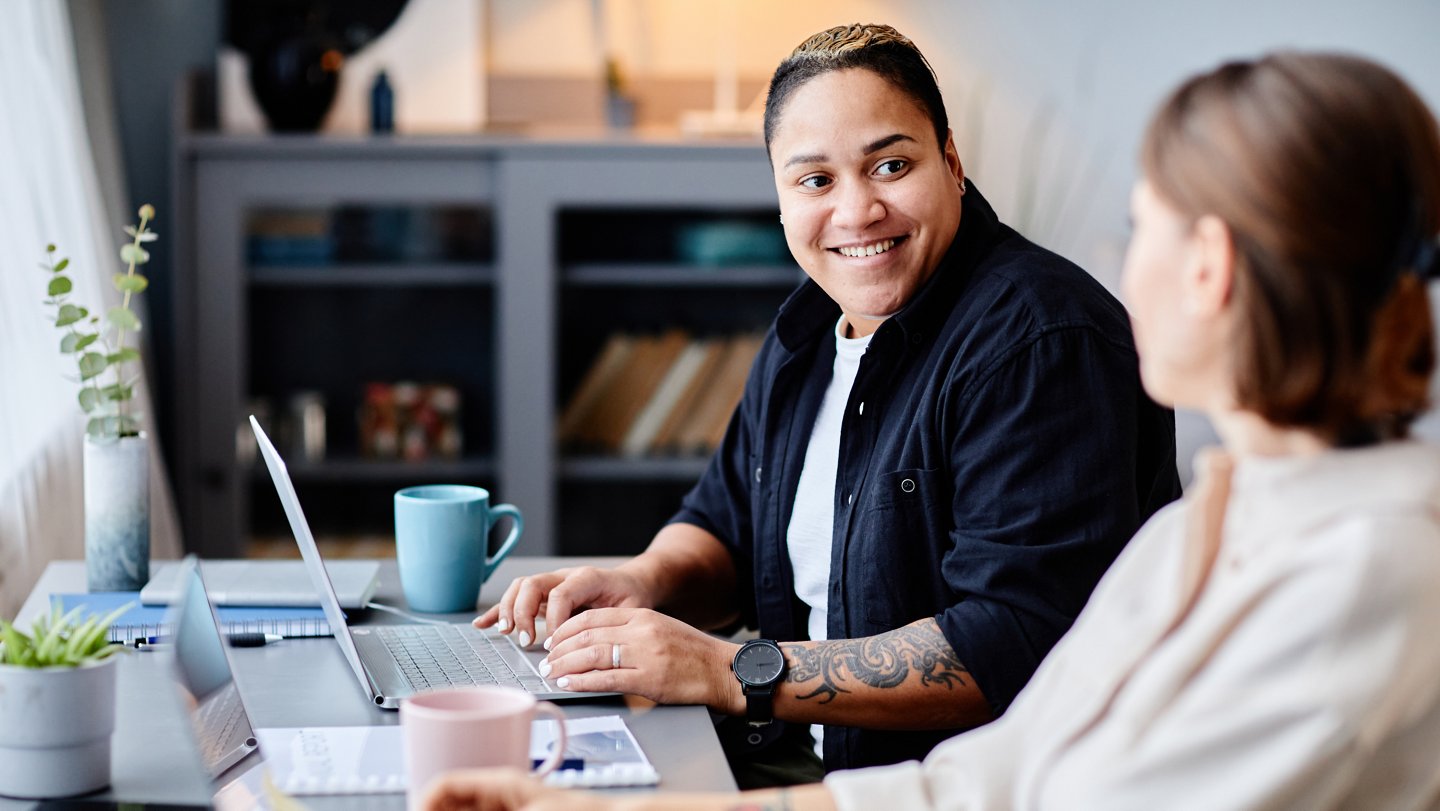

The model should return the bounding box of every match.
[52,592,332,645]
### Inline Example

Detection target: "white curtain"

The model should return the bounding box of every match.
[0,1,181,617]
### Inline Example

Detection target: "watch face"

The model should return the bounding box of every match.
[735,641,785,685]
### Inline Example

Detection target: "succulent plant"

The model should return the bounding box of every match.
[0,603,131,668]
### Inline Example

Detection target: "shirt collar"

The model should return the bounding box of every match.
[774,182,1005,353]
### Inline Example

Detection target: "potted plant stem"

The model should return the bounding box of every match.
[42,205,158,591]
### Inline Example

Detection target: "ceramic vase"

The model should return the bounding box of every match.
[248,35,342,132]
[84,433,150,592]
[0,657,119,798]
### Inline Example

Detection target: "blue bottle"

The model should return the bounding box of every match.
[370,69,394,133]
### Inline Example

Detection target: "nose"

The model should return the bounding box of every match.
[830,180,885,231]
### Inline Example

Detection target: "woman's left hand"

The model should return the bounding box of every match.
[421,768,610,811]
[541,608,742,712]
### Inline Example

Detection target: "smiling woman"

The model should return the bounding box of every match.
[471,20,1179,791]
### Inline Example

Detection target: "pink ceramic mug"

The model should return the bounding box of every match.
[400,686,568,809]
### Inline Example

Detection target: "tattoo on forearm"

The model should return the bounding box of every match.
[727,789,793,811]
[784,620,968,703]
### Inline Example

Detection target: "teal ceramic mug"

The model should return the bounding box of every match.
[394,485,524,613]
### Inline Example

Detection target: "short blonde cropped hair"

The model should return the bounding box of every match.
[763,23,948,159]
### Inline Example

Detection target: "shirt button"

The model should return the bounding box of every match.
[900,478,916,493]
[847,493,855,505]
[858,401,865,416]
[754,467,763,484]
[910,332,923,346]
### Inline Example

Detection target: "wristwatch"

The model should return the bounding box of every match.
[732,639,787,725]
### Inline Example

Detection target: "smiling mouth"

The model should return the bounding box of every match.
[833,237,904,258]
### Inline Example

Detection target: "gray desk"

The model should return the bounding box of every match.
[5,557,736,809]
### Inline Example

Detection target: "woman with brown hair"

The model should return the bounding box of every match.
[421,50,1440,811]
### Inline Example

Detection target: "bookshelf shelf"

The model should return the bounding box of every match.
[564,263,801,287]
[559,455,710,482]
[249,263,495,288]
[249,456,498,483]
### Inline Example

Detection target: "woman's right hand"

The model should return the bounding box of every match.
[473,565,654,649]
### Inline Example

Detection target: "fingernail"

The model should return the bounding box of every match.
[543,635,553,651]
[497,617,510,632]
[519,631,532,647]
[556,677,571,689]
[539,661,552,677]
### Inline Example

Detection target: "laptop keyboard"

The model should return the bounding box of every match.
[195,683,246,768]
[376,624,550,694]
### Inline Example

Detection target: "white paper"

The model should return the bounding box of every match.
[238,715,657,797]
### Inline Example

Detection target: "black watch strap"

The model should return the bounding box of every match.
[745,685,776,725]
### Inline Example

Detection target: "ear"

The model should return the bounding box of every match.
[1186,214,1236,316]
[943,129,965,187]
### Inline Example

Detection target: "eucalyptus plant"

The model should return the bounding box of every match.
[41,204,157,440]
[0,604,130,668]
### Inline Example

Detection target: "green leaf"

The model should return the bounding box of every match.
[107,307,140,331]
[86,417,110,439]
[79,387,101,412]
[78,351,108,380]
[82,603,134,657]
[101,383,133,402]
[48,276,72,296]
[119,244,150,265]
[113,273,148,294]
[64,617,100,661]
[55,303,86,327]
[54,257,69,272]
[1,620,32,666]
[107,348,141,365]
[60,332,100,354]
[116,415,140,436]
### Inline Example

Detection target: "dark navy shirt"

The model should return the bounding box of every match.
[670,184,1181,772]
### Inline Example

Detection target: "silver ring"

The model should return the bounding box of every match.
[611,644,622,669]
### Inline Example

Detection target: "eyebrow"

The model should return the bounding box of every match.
[781,133,918,170]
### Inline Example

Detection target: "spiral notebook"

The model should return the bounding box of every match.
[53,591,332,645]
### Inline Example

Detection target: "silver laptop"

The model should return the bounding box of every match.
[249,415,607,708]
[166,555,261,778]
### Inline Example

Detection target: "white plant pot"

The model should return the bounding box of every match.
[0,657,119,798]
[84,432,150,591]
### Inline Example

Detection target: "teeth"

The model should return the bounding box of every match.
[838,239,896,258]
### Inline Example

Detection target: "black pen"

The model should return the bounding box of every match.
[133,632,283,649]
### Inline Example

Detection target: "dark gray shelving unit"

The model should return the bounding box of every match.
[173,130,793,558]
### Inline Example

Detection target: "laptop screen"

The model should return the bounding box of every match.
[249,415,377,702]
[167,556,259,778]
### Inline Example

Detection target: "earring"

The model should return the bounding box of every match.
[779,214,785,224]
[959,178,967,195]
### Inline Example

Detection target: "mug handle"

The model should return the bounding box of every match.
[530,702,569,777]
[485,503,524,569]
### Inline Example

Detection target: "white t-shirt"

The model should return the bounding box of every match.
[787,317,872,755]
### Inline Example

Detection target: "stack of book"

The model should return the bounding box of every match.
[559,330,765,458]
